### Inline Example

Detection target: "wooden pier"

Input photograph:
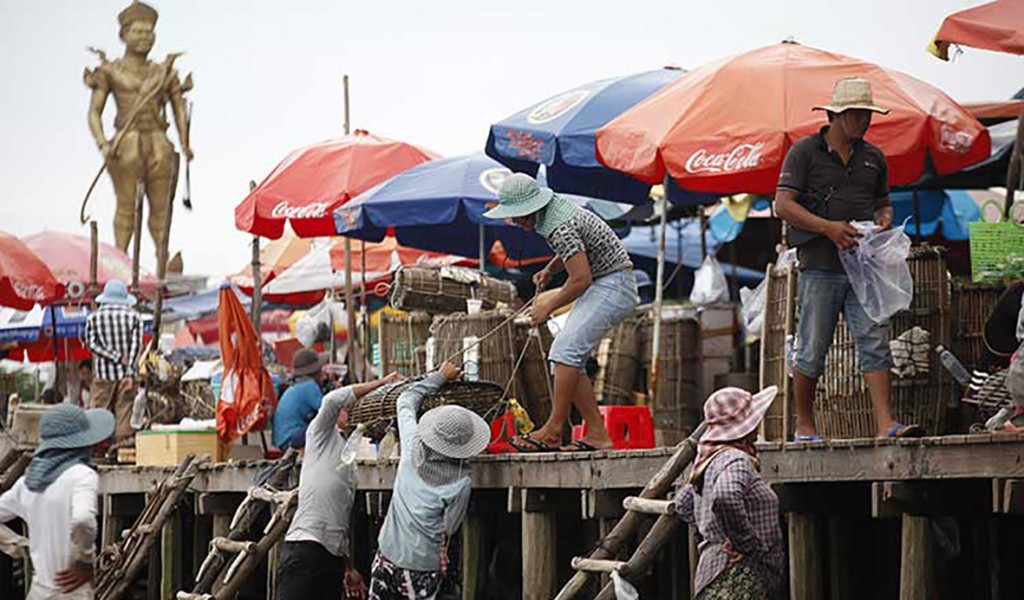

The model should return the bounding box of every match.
[81,434,1024,599]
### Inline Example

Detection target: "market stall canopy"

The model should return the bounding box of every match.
[235,130,438,239]
[622,221,764,284]
[929,0,1024,60]
[911,118,1017,189]
[231,230,312,293]
[0,231,63,310]
[596,42,991,195]
[485,68,700,204]
[21,230,157,300]
[891,190,981,241]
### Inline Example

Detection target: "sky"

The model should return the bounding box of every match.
[0,0,1019,281]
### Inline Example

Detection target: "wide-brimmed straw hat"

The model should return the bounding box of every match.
[96,279,138,306]
[482,173,555,220]
[36,404,115,453]
[418,405,490,460]
[812,77,890,115]
[292,348,327,376]
[700,386,778,443]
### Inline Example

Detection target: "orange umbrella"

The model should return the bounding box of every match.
[596,42,991,195]
[0,231,63,310]
[328,236,474,273]
[930,0,1024,60]
[216,285,276,443]
[230,230,312,294]
[235,130,438,239]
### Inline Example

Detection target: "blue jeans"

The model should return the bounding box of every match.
[794,269,893,379]
[549,270,639,369]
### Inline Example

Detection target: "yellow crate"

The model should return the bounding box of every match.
[135,430,225,466]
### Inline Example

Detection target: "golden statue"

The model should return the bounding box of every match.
[83,1,193,271]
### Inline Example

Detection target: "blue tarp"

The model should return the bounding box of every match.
[486,68,713,205]
[891,190,979,241]
[163,284,251,320]
[622,221,764,286]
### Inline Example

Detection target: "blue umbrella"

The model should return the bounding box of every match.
[622,221,764,284]
[891,190,980,241]
[486,68,715,205]
[0,304,153,345]
[334,153,633,263]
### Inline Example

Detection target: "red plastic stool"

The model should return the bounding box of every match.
[487,411,519,454]
[571,406,655,450]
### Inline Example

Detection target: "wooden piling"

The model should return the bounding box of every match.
[788,513,824,600]
[461,514,485,600]
[522,510,558,600]
[161,511,182,600]
[899,514,934,600]
[828,515,855,600]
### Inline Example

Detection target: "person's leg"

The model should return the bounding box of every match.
[526,362,580,447]
[569,369,613,449]
[792,271,846,438]
[114,379,136,443]
[843,285,899,437]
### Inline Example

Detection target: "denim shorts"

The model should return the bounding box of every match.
[794,269,893,379]
[549,269,639,369]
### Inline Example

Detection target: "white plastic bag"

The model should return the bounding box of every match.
[690,255,729,308]
[740,277,767,341]
[611,570,640,600]
[838,222,912,324]
[296,298,344,347]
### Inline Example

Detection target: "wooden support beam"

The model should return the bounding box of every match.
[594,513,682,600]
[461,514,485,600]
[466,489,507,514]
[267,540,282,600]
[192,515,213,586]
[161,511,182,600]
[899,514,935,600]
[212,538,257,554]
[687,526,698,600]
[196,493,246,516]
[1000,479,1024,514]
[827,516,856,600]
[788,513,824,600]
[774,482,871,515]
[102,495,125,548]
[522,488,580,514]
[872,480,991,518]
[365,491,391,518]
[522,511,558,600]
[571,557,625,573]
[507,487,523,514]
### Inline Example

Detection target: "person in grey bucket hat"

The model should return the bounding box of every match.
[369,362,489,599]
[0,403,115,598]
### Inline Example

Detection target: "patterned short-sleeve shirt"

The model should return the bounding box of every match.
[544,207,632,279]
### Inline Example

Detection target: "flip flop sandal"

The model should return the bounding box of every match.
[562,440,601,452]
[888,423,924,438]
[793,434,825,442]
[509,435,559,453]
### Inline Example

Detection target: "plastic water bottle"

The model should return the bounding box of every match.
[129,388,147,430]
[509,398,535,435]
[338,423,365,470]
[935,345,971,386]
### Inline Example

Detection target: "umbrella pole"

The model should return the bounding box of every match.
[248,181,263,338]
[478,222,486,273]
[89,221,99,307]
[344,238,359,382]
[360,239,370,378]
[51,304,60,393]
[649,188,668,410]
[912,189,922,245]
[1005,110,1024,220]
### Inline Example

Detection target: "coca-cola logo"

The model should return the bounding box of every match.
[684,142,765,175]
[939,124,975,155]
[11,281,47,300]
[271,201,330,219]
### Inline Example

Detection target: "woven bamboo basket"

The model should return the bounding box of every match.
[389,266,518,314]
[812,246,952,438]
[348,378,504,442]
[595,308,644,406]
[430,309,520,398]
[951,282,1004,372]
[759,263,798,441]
[379,311,432,377]
[513,320,554,424]
[638,309,701,445]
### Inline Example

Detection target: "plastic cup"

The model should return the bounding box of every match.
[466,298,483,315]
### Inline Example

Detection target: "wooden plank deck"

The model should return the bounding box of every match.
[96,433,1024,495]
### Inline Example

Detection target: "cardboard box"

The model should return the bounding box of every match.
[135,430,225,466]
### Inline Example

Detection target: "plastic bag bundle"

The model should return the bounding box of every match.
[740,279,767,340]
[838,222,912,324]
[690,255,729,308]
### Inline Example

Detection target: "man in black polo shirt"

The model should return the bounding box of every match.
[775,77,922,440]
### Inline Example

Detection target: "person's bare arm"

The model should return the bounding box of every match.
[532,258,564,293]
[531,253,591,324]
[775,189,859,250]
[874,197,893,231]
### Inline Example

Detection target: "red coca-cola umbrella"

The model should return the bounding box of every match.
[596,42,991,195]
[0,231,63,310]
[22,230,157,301]
[929,0,1024,60]
[235,130,438,239]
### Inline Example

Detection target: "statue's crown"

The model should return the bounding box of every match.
[118,1,158,28]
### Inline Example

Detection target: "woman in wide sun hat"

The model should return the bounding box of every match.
[0,403,115,599]
[369,361,490,600]
[674,386,785,600]
[484,172,638,453]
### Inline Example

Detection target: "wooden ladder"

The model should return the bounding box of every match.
[555,423,706,600]
[178,448,299,600]
[96,453,209,600]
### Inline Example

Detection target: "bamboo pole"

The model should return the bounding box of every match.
[248,181,262,337]
[89,221,99,304]
[361,239,370,378]
[131,180,144,295]
[1005,110,1023,221]
[648,190,668,408]
[342,74,359,382]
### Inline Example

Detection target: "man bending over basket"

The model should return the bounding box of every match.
[369,362,490,599]
[484,173,639,452]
